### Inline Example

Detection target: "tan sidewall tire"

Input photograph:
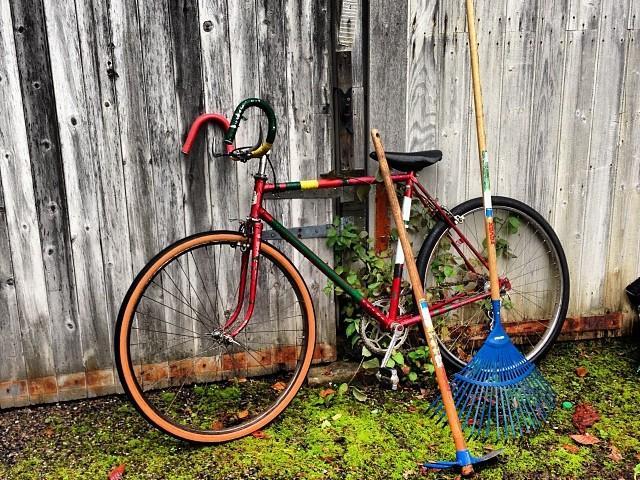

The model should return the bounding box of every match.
[117,233,316,443]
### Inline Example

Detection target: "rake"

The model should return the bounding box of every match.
[372,130,503,475]
[433,0,556,440]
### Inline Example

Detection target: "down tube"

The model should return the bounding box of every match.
[259,208,387,324]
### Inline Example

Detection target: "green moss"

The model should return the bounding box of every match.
[1,339,639,479]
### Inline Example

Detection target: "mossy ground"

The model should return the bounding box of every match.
[1,338,639,480]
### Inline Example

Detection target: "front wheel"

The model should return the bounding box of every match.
[417,196,569,369]
[115,231,316,443]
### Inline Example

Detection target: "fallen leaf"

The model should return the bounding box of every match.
[570,433,601,445]
[563,444,580,454]
[320,388,336,398]
[43,428,54,438]
[401,365,411,375]
[211,420,224,430]
[108,464,126,480]
[320,419,331,428]
[572,403,600,433]
[352,387,367,402]
[236,377,247,383]
[407,405,417,413]
[237,410,249,419]
[575,367,588,377]
[271,381,287,391]
[607,445,623,462]
[251,430,269,439]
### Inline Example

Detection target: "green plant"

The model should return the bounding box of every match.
[325,217,433,384]
[325,218,395,352]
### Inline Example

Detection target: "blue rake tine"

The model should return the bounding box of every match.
[432,319,556,441]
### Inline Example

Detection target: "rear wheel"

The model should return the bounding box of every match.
[417,196,569,369]
[115,231,315,443]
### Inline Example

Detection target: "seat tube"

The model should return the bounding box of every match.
[389,175,414,322]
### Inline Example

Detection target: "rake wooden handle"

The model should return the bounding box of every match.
[371,130,473,476]
[466,0,501,303]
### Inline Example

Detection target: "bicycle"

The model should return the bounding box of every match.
[114,98,569,443]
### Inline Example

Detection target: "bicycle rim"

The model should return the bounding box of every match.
[421,199,568,368]
[115,232,315,443]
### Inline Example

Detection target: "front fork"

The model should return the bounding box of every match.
[224,155,269,337]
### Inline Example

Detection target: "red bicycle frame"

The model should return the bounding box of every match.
[182,113,496,337]
[223,158,496,337]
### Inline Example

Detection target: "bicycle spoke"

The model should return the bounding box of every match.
[136,310,204,337]
[149,279,216,330]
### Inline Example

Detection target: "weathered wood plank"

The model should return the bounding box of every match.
[407,0,440,207]
[604,30,640,330]
[466,3,506,200]
[75,0,136,397]
[577,2,628,314]
[527,0,569,218]
[285,0,335,355]
[630,0,640,30]
[496,31,536,201]
[42,0,114,393]
[137,0,191,366]
[137,0,184,246]
[368,1,408,234]
[505,0,539,32]
[567,0,602,30]
[436,33,470,206]
[438,0,466,35]
[198,0,235,229]
[228,0,259,219]
[108,0,158,270]
[407,0,439,152]
[9,0,84,396]
[368,0,408,152]
[108,0,160,390]
[170,0,209,235]
[553,29,598,317]
[0,0,56,403]
[0,179,28,408]
[351,0,366,170]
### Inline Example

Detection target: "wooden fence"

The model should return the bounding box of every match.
[2,0,640,408]
[367,0,640,334]
[0,0,335,407]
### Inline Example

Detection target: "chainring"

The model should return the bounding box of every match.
[359,297,410,355]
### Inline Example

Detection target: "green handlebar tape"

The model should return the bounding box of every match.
[224,98,278,147]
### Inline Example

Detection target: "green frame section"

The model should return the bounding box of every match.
[262,215,364,302]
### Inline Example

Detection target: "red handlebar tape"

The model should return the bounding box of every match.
[182,113,234,155]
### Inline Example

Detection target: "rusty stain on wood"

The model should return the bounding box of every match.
[374,185,391,254]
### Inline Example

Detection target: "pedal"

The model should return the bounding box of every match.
[376,367,399,390]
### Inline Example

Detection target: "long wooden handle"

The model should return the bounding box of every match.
[466,0,501,303]
[371,130,473,476]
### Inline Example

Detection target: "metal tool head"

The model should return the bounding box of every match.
[423,448,504,471]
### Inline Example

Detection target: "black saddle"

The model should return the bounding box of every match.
[369,150,442,172]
